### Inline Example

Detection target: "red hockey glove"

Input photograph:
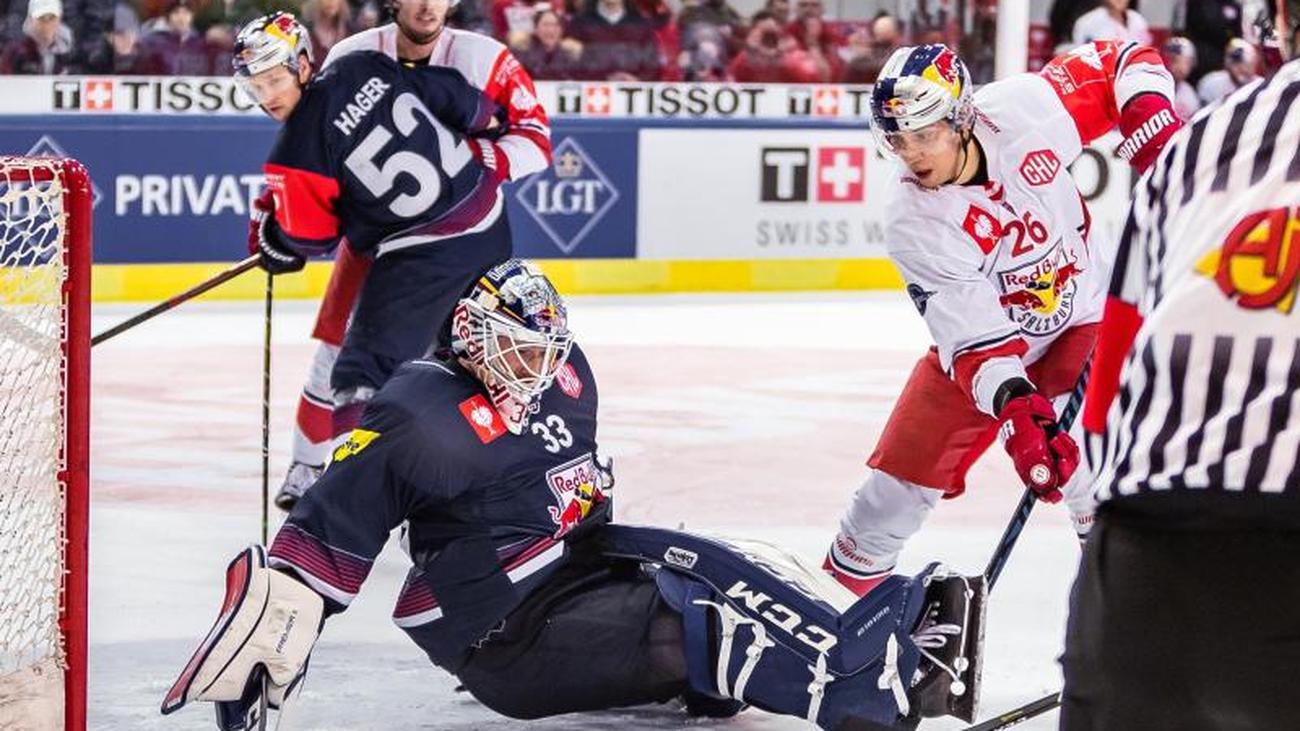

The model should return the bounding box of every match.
[1116,92,1183,174]
[248,189,305,275]
[997,393,1079,503]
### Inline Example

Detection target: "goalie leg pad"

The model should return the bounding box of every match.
[655,567,930,730]
[161,545,324,716]
[601,526,936,730]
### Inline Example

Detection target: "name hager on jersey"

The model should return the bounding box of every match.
[264,51,503,257]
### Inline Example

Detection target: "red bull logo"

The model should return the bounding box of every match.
[998,246,1082,336]
[931,48,959,85]
[881,96,907,118]
[922,48,962,98]
[545,454,604,538]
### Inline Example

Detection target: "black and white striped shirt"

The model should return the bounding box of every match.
[1092,59,1300,511]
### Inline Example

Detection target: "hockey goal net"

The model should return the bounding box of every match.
[0,157,90,731]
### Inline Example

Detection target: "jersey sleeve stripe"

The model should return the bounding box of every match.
[497,134,550,180]
[1251,82,1300,183]
[1210,82,1268,192]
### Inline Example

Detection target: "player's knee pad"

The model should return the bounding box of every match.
[597,526,937,730]
[161,545,324,717]
[832,471,942,579]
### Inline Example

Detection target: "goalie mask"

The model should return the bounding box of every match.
[452,260,573,435]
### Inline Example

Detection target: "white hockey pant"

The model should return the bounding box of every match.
[291,341,341,466]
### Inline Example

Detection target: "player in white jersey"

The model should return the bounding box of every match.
[274,0,552,509]
[1062,3,1300,726]
[824,42,1184,595]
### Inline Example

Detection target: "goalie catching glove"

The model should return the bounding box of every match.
[161,544,324,729]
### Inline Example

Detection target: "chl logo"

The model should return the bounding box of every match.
[1197,206,1300,313]
[515,137,619,254]
[1020,149,1061,186]
[760,146,865,203]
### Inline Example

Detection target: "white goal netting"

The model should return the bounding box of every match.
[0,157,78,729]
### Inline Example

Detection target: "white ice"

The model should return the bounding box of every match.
[88,292,1077,730]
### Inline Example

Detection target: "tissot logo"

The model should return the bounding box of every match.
[760,146,865,203]
[515,137,619,254]
[52,80,79,109]
[83,79,114,111]
[761,147,809,202]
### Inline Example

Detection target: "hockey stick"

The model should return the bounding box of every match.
[91,254,260,346]
[966,363,1093,728]
[260,270,273,545]
[963,691,1061,731]
[983,361,1090,589]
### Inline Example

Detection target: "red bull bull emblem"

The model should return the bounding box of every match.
[931,48,959,85]
[545,453,605,539]
[997,245,1083,336]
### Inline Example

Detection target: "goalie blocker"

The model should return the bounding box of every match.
[161,528,985,730]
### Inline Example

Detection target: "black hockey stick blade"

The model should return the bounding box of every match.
[92,254,260,346]
[963,691,1060,731]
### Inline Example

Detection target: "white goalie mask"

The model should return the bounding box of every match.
[452,260,573,435]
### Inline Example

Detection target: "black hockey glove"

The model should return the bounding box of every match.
[248,189,306,275]
[469,106,510,141]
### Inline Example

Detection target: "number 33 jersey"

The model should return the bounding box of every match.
[264,51,502,258]
[887,42,1175,415]
[269,345,608,669]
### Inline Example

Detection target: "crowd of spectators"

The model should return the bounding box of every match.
[1050,0,1277,120]
[0,0,1284,112]
[0,0,968,82]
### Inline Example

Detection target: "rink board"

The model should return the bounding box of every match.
[0,76,1135,300]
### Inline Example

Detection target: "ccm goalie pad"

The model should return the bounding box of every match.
[595,526,985,730]
[161,545,325,730]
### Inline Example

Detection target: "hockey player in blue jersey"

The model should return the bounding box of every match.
[234,12,519,503]
[160,262,986,731]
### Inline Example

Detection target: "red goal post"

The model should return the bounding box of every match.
[0,156,90,731]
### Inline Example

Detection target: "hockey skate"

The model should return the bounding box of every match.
[274,462,323,512]
[906,568,987,723]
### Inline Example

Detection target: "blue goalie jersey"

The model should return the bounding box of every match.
[266,345,609,670]
[263,51,504,257]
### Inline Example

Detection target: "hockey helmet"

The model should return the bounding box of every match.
[233,12,314,85]
[870,44,974,154]
[452,260,573,434]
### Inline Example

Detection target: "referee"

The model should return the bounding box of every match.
[1061,2,1300,729]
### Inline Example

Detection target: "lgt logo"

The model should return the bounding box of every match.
[516,137,619,254]
[760,146,865,203]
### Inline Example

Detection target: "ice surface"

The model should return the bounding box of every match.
[88,292,1074,730]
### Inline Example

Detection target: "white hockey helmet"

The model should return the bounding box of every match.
[232,12,314,83]
[451,260,573,435]
[870,44,975,154]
